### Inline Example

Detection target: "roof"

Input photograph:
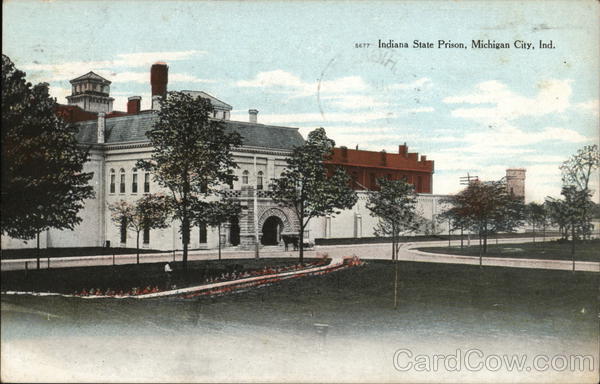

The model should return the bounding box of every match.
[181,90,232,110]
[74,113,305,150]
[70,71,111,84]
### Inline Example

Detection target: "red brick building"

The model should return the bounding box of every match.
[325,143,434,193]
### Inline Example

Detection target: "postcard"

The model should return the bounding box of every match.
[2,0,599,382]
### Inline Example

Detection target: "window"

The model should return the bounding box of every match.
[119,169,126,193]
[257,171,264,190]
[120,217,127,244]
[143,227,150,244]
[199,223,207,243]
[144,173,150,193]
[132,169,138,193]
[242,170,249,184]
[109,169,115,193]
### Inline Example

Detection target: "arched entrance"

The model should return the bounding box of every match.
[261,216,283,245]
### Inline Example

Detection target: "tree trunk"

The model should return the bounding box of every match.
[394,256,399,310]
[299,225,304,264]
[532,222,536,244]
[36,231,40,270]
[391,223,396,260]
[136,231,140,264]
[460,226,464,249]
[182,215,190,271]
[218,224,222,260]
[571,220,575,272]
[542,222,546,243]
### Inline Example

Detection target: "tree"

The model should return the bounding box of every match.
[444,180,522,263]
[366,178,419,310]
[525,202,547,243]
[547,186,594,270]
[559,144,599,242]
[1,54,94,269]
[108,194,170,264]
[366,178,419,260]
[440,204,470,249]
[560,144,599,191]
[138,92,241,270]
[271,128,357,263]
[193,198,241,260]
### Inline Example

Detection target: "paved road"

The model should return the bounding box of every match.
[2,237,598,272]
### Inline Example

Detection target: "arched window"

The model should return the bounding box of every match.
[257,171,264,190]
[132,168,138,193]
[119,168,126,193]
[144,173,150,193]
[109,169,116,194]
[242,170,249,184]
[143,226,150,244]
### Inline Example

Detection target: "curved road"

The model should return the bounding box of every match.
[1,237,598,272]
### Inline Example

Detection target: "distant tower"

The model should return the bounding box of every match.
[66,72,113,113]
[506,168,526,200]
[151,62,168,110]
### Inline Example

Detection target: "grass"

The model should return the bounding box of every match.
[2,260,597,339]
[2,259,598,382]
[1,258,313,294]
[417,239,600,262]
[0,246,165,260]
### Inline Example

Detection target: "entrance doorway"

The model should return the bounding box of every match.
[229,216,240,246]
[261,216,283,245]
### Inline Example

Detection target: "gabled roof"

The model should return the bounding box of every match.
[74,113,305,150]
[181,90,232,110]
[70,71,111,84]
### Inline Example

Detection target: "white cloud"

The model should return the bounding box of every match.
[236,70,368,98]
[575,99,599,116]
[322,94,388,110]
[389,77,432,90]
[521,155,567,163]
[444,79,573,126]
[22,50,206,82]
[48,85,71,103]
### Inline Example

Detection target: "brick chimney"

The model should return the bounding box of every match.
[127,96,141,114]
[151,62,168,110]
[151,62,168,98]
[399,142,408,158]
[97,112,105,143]
[340,146,348,162]
[249,109,258,123]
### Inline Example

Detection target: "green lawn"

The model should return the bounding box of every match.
[417,239,600,262]
[0,258,312,294]
[2,259,598,382]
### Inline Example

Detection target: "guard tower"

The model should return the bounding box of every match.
[506,168,526,200]
[66,72,114,113]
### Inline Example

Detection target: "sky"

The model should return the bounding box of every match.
[3,0,599,202]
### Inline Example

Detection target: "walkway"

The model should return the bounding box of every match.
[2,237,598,273]
[4,254,351,299]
